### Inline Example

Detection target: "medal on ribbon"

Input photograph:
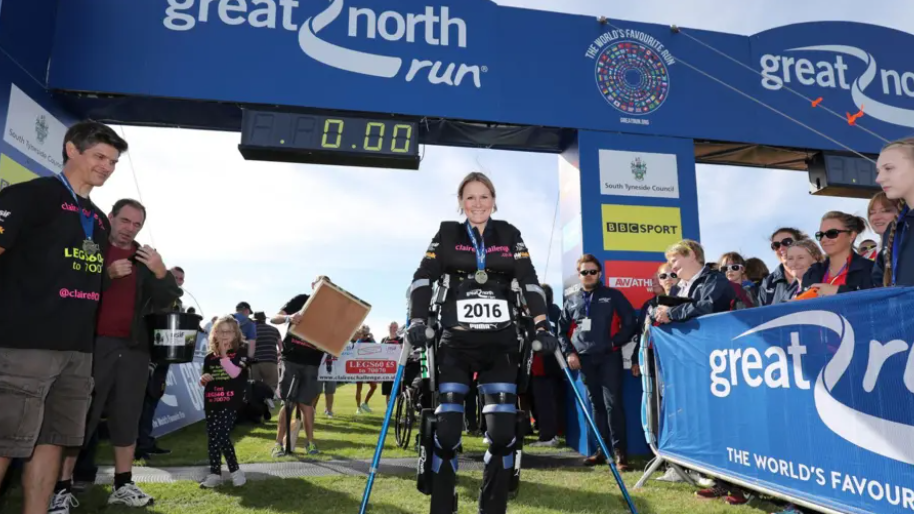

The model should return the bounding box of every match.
[465,222,488,284]
[57,173,98,256]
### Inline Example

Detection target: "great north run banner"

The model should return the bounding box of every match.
[651,287,914,514]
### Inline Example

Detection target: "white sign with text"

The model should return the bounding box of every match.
[599,149,679,199]
[3,84,66,174]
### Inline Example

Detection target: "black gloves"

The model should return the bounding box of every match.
[407,321,432,348]
[533,330,559,353]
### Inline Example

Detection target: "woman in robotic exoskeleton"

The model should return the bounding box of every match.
[405,171,559,514]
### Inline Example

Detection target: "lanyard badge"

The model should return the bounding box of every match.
[57,174,99,256]
[465,222,488,284]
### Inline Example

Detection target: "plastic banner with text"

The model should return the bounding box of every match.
[651,287,914,514]
[318,342,401,382]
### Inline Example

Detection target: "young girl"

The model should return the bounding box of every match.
[875,138,914,286]
[199,315,250,488]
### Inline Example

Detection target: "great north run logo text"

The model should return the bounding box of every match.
[760,46,914,128]
[163,0,486,88]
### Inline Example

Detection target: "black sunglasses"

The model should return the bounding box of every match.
[720,264,744,272]
[859,244,877,253]
[770,237,795,251]
[579,270,600,276]
[815,229,852,241]
[658,273,678,280]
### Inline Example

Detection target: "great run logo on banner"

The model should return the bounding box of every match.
[651,288,914,514]
[162,0,488,88]
[753,23,914,129]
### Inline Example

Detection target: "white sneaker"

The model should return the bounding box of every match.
[48,490,79,514]
[529,437,559,448]
[327,411,334,418]
[654,467,685,482]
[360,402,373,413]
[231,469,246,487]
[356,407,363,415]
[108,483,154,507]
[323,409,330,415]
[200,474,223,489]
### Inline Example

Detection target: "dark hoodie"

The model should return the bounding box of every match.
[668,266,735,321]
[757,264,797,306]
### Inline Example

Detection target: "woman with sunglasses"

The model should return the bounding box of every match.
[758,228,808,306]
[863,192,901,262]
[801,212,874,297]
[406,171,558,514]
[718,252,757,307]
[874,138,914,287]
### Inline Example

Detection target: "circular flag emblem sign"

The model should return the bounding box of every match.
[595,41,671,115]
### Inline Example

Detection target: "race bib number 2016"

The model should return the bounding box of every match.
[457,299,510,323]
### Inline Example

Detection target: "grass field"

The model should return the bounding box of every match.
[3,384,783,514]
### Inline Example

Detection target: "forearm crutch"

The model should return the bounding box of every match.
[532,341,639,514]
[359,322,436,514]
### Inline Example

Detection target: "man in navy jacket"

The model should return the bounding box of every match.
[559,254,635,469]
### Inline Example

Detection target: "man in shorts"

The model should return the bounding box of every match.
[0,121,127,514]
[270,275,331,456]
[53,199,182,512]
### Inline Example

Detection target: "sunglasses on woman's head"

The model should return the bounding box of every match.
[579,270,600,276]
[720,264,744,272]
[658,272,677,280]
[770,238,795,251]
[815,229,852,241]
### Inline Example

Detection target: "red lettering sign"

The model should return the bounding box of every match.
[345,359,397,375]
[604,260,666,307]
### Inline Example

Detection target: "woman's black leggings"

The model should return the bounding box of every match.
[430,329,519,514]
[206,409,239,475]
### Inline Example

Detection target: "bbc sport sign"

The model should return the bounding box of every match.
[651,287,914,514]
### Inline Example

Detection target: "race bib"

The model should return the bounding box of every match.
[457,298,510,324]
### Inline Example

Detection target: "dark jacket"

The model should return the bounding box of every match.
[757,264,795,306]
[558,284,635,356]
[802,252,875,294]
[668,267,735,322]
[101,243,183,350]
[872,208,914,287]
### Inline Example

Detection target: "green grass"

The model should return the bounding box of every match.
[2,469,780,514]
[39,384,785,514]
[100,384,565,467]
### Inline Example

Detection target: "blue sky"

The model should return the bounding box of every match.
[90,0,909,338]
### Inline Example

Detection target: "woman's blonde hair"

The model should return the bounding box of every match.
[881,137,914,286]
[789,238,824,264]
[665,239,705,265]
[457,172,497,214]
[208,315,243,355]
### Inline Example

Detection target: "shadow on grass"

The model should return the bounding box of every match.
[221,476,414,514]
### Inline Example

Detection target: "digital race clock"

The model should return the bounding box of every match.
[238,110,420,170]
[808,151,880,199]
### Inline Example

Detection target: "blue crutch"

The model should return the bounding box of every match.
[358,324,435,514]
[532,340,639,514]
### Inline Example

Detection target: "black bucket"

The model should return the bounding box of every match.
[146,312,203,364]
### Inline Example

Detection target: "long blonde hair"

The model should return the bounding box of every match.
[881,138,914,286]
[208,315,243,355]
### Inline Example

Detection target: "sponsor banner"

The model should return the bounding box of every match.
[601,204,682,252]
[0,153,39,192]
[599,149,679,198]
[318,342,401,382]
[604,260,664,307]
[651,288,914,514]
[3,84,66,174]
[151,331,210,437]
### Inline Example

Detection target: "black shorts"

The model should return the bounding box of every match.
[279,360,320,405]
[437,328,518,391]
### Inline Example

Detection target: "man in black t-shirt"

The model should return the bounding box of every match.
[0,121,127,514]
[269,275,331,457]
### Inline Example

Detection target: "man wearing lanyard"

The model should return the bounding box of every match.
[558,254,636,470]
[0,121,127,514]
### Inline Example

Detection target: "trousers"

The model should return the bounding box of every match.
[206,409,239,475]
[431,329,518,514]
[579,351,627,455]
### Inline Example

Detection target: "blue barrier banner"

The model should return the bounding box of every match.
[652,288,914,514]
[151,331,209,438]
